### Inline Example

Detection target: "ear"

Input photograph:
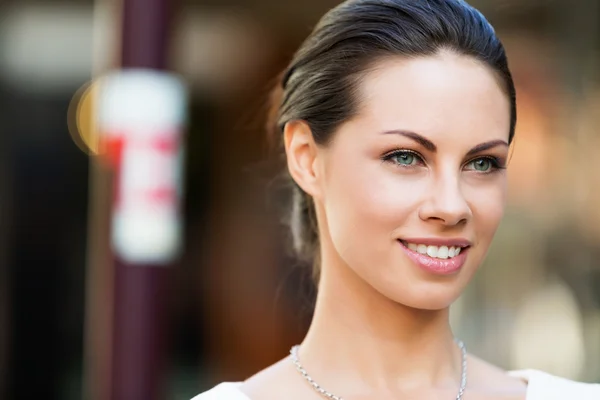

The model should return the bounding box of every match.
[283,120,322,198]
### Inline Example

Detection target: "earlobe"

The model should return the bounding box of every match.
[283,120,321,198]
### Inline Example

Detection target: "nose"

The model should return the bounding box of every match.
[418,175,472,226]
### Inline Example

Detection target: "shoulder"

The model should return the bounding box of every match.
[467,354,600,399]
[466,354,528,395]
[239,358,309,400]
[190,382,248,400]
[509,369,600,400]
[191,358,306,400]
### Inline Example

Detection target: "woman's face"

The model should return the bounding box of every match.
[315,52,511,310]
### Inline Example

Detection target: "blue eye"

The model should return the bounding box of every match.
[465,157,500,173]
[393,152,416,165]
[383,150,422,167]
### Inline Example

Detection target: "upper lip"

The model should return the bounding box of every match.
[399,238,472,248]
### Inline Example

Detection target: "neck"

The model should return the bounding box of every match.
[299,255,461,394]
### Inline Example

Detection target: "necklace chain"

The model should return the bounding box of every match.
[290,339,467,400]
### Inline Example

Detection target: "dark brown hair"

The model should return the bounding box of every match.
[268,0,517,281]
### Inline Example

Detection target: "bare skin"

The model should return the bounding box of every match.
[242,354,527,400]
[240,52,527,400]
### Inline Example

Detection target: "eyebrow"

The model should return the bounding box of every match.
[382,130,436,151]
[381,129,509,156]
[465,139,509,157]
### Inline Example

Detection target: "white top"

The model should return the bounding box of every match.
[192,370,600,399]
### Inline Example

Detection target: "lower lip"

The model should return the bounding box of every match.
[398,241,469,275]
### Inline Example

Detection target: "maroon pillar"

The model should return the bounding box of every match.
[120,0,172,70]
[111,0,176,399]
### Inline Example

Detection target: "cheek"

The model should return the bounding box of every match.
[323,160,425,253]
[465,177,507,240]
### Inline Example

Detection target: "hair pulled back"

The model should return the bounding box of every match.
[268,0,517,281]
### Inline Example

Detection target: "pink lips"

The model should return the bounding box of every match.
[398,241,469,275]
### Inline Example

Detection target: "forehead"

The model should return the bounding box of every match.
[352,52,511,142]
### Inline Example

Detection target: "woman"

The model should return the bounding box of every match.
[194,0,600,398]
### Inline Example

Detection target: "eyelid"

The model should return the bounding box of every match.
[466,153,507,164]
[381,148,422,158]
[475,155,505,165]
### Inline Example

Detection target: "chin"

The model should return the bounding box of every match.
[374,275,469,311]
[399,296,457,311]
[393,293,458,311]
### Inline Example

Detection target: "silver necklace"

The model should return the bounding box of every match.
[290,339,467,400]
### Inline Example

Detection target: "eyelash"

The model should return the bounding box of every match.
[381,149,506,173]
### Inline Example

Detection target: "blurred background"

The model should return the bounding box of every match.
[1,0,600,399]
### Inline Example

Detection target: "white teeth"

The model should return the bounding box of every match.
[437,246,449,259]
[448,247,456,257]
[405,242,465,259]
[426,246,438,257]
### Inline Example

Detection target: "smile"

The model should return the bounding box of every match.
[400,241,465,260]
[398,239,471,275]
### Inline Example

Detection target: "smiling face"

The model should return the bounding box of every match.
[307,51,511,310]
